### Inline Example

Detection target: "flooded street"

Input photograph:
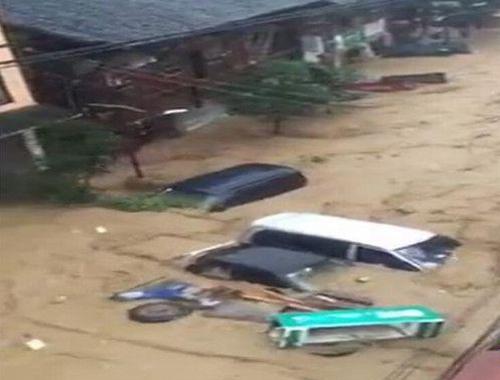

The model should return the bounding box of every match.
[1,29,499,380]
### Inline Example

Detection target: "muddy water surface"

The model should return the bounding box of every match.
[1,30,500,380]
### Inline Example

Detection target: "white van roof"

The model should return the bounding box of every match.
[250,213,435,251]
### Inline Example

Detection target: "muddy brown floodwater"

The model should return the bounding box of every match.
[1,29,500,380]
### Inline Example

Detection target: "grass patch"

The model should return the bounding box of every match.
[96,193,196,212]
[310,155,329,164]
[299,155,329,165]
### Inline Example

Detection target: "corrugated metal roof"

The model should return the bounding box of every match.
[2,0,332,43]
[3,0,412,44]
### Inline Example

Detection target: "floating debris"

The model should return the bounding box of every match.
[95,226,108,234]
[24,338,47,351]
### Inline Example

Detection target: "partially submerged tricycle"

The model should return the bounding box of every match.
[268,305,445,348]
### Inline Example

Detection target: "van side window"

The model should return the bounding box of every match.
[357,247,416,271]
[250,230,349,259]
[250,230,296,248]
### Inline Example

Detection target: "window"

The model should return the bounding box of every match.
[249,230,349,259]
[0,75,12,105]
[356,247,417,271]
[231,267,281,288]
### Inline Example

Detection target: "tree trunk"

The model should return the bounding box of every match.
[129,151,144,178]
[272,117,283,135]
[190,86,203,108]
[82,174,91,188]
[64,80,78,111]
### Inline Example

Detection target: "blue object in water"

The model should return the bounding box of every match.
[111,281,195,301]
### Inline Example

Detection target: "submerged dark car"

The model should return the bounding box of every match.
[187,246,331,291]
[161,163,306,211]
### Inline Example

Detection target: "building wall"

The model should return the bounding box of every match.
[0,24,38,195]
[0,24,35,112]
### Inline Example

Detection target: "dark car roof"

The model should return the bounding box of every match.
[169,163,302,195]
[208,246,329,275]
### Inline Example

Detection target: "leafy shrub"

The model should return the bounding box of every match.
[97,193,196,212]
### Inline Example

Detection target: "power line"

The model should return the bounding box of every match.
[93,66,337,108]
[0,60,339,141]
[17,22,354,111]
[109,66,340,105]
[0,112,83,140]
[0,0,395,112]
[27,59,351,119]
[0,2,327,64]
[15,35,355,110]
[0,0,416,68]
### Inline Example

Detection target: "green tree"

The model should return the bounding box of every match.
[308,64,361,90]
[35,119,119,203]
[215,60,333,134]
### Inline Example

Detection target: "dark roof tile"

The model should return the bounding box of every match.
[3,0,332,43]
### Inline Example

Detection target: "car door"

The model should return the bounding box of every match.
[297,235,350,259]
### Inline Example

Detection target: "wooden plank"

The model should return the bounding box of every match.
[317,290,374,306]
[381,72,447,85]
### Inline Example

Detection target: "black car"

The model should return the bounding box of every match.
[187,246,331,290]
[161,163,306,211]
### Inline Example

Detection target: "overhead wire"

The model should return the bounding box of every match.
[0,112,83,140]
[46,64,342,109]
[107,65,344,106]
[0,0,374,64]
[0,0,417,122]
[0,63,337,142]
[0,0,416,68]
[0,62,333,138]
[0,0,405,140]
